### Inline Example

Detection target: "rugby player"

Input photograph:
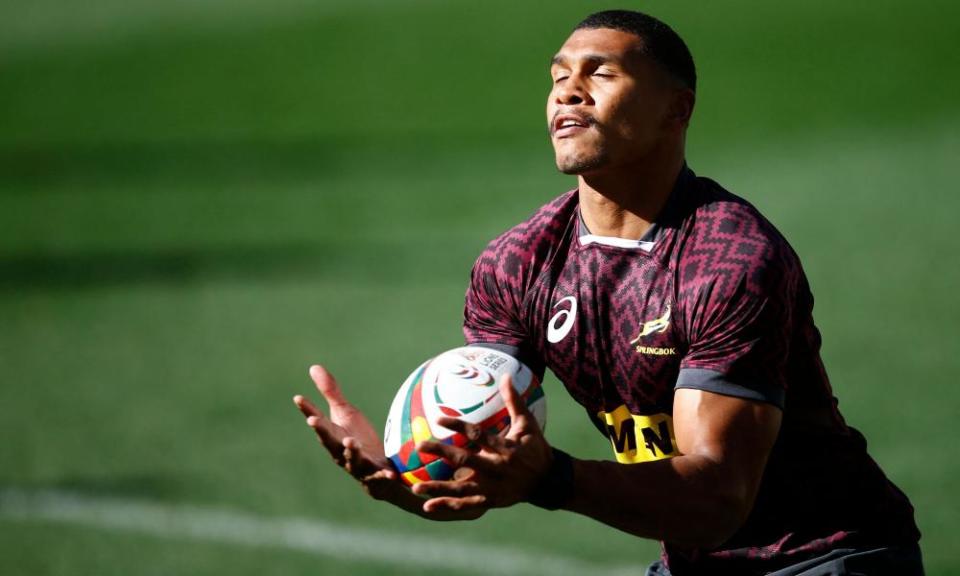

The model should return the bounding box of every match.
[294,10,922,575]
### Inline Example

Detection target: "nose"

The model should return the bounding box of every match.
[553,77,590,106]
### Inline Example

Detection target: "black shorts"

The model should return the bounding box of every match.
[645,543,924,575]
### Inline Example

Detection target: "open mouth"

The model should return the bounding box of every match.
[552,113,592,138]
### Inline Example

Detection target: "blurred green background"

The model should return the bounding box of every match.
[1,0,958,574]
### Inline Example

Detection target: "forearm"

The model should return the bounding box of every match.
[561,454,752,548]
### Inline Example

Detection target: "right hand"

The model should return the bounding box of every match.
[293,364,486,521]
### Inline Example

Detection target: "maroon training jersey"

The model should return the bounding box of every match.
[462,167,919,574]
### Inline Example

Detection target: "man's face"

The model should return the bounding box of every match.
[547,27,678,175]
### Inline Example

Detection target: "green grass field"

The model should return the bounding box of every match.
[2,0,958,574]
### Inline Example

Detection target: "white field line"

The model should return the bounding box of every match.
[0,489,637,576]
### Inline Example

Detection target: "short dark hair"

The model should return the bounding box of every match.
[574,10,696,93]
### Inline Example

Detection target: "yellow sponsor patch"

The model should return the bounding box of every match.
[598,405,678,464]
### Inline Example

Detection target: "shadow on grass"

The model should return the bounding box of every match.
[0,136,520,189]
[0,243,465,290]
[0,245,332,290]
[0,139,353,189]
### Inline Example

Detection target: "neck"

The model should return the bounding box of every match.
[577,153,685,240]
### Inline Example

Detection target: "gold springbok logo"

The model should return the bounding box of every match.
[629,305,671,346]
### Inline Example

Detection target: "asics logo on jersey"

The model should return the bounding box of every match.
[547,296,577,343]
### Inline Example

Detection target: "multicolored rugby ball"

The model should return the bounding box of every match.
[383,346,546,486]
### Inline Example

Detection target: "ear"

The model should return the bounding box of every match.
[668,87,695,129]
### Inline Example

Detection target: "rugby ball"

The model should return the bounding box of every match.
[383,346,546,486]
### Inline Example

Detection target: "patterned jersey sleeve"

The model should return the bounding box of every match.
[462,238,528,348]
[462,191,577,378]
[462,236,550,379]
[675,199,801,408]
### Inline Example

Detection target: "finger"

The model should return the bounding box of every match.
[412,478,480,498]
[417,441,492,472]
[435,416,470,437]
[362,467,400,485]
[454,466,475,480]
[429,506,487,521]
[305,413,347,465]
[362,470,406,501]
[423,495,487,514]
[343,436,384,479]
[342,436,363,477]
[410,466,478,495]
[293,394,322,419]
[309,364,351,409]
[499,374,532,431]
[437,416,506,452]
[436,417,484,444]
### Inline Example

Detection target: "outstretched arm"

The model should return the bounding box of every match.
[414,378,781,548]
[564,388,781,548]
[293,364,486,521]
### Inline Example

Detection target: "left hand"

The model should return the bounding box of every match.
[411,374,553,514]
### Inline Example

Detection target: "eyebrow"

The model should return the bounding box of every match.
[550,53,618,67]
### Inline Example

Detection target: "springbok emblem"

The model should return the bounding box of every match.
[629,305,671,345]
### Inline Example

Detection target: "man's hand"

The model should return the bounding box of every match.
[293,364,485,520]
[410,374,553,514]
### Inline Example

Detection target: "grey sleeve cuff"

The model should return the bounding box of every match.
[676,368,785,409]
